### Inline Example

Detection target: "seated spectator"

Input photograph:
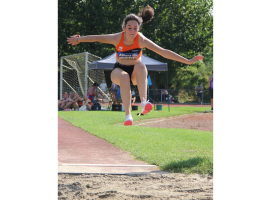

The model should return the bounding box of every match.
[72,93,83,110]
[79,95,92,111]
[88,82,104,104]
[109,82,119,102]
[62,92,75,110]
[63,92,82,111]
[58,92,69,110]
[195,83,203,104]
[77,94,84,108]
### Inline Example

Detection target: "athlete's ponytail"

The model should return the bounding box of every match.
[138,5,154,24]
[122,5,154,30]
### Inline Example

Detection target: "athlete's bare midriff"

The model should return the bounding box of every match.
[116,57,141,66]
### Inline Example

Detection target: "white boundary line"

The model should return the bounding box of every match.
[133,119,167,126]
[61,163,157,167]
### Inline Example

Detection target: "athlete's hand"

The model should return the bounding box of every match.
[67,35,80,46]
[188,55,204,65]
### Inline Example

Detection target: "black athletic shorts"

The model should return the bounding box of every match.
[113,62,134,81]
[209,89,213,99]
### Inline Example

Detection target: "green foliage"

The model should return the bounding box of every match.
[58,0,213,88]
[171,59,213,90]
[58,0,136,60]
[135,0,213,88]
[58,106,213,175]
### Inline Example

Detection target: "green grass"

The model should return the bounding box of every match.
[58,106,213,175]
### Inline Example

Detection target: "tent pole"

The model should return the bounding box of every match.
[84,52,88,95]
[96,63,98,102]
[60,58,63,100]
[166,66,170,112]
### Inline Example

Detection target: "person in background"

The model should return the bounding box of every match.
[207,71,213,110]
[63,92,81,110]
[72,93,82,110]
[161,89,169,102]
[109,82,119,101]
[61,92,75,110]
[58,92,69,110]
[100,80,107,93]
[88,82,104,104]
[99,80,107,102]
[110,82,119,92]
[77,94,84,108]
[79,95,92,111]
[195,83,203,104]
[116,87,122,102]
[59,92,72,110]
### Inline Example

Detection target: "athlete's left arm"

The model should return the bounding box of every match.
[139,35,202,65]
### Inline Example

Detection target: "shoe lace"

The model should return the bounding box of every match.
[126,114,132,120]
[141,97,150,106]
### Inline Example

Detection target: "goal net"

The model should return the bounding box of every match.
[60,52,111,101]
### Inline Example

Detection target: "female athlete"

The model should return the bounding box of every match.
[67,6,204,125]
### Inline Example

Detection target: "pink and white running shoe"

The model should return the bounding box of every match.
[141,98,153,114]
[124,114,133,126]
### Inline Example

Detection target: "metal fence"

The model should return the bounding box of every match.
[131,89,211,104]
[58,86,211,105]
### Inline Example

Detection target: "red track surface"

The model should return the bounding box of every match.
[58,117,161,174]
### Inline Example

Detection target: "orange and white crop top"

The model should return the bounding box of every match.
[115,31,142,60]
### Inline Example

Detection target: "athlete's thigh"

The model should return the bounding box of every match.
[111,68,128,85]
[130,62,141,85]
[131,62,147,85]
[131,67,138,85]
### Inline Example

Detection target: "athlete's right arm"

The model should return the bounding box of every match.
[67,33,120,46]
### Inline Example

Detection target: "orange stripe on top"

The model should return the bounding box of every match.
[115,31,142,60]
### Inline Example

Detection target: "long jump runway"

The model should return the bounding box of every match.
[58,117,166,174]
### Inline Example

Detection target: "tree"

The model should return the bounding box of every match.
[135,0,213,88]
[58,0,213,89]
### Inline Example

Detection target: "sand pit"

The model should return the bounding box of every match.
[58,173,213,199]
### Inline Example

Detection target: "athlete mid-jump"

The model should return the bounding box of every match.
[67,6,204,125]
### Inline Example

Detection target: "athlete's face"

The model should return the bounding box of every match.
[125,20,139,39]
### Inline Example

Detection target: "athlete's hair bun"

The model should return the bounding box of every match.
[138,6,154,24]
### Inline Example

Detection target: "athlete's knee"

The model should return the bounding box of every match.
[120,73,130,84]
[134,62,146,72]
